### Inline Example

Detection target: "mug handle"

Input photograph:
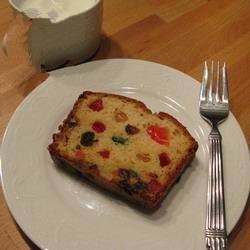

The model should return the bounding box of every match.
[1,32,8,56]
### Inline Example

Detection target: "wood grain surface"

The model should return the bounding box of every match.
[0,0,249,249]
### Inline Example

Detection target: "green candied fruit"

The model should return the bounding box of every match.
[112,136,128,145]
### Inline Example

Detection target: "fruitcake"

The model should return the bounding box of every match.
[48,91,198,209]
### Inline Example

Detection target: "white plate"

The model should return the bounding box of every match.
[1,59,249,250]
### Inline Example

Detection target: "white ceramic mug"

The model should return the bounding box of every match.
[3,0,103,70]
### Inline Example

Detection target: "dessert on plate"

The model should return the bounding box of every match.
[48,91,198,209]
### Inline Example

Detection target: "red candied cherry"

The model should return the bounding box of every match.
[92,121,106,133]
[98,150,110,159]
[88,99,103,111]
[147,125,169,145]
[159,152,171,167]
[148,179,164,192]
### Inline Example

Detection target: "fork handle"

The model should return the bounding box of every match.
[206,126,227,249]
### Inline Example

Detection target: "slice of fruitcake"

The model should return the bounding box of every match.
[48,91,198,209]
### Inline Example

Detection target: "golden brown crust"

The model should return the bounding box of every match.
[49,150,157,209]
[48,91,198,209]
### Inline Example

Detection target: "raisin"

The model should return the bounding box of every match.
[134,181,148,191]
[129,169,138,178]
[112,136,128,145]
[118,180,127,188]
[118,168,130,180]
[114,111,128,122]
[118,180,133,195]
[125,124,140,135]
[80,131,96,147]
[136,153,151,162]
[75,144,81,150]
[159,152,171,167]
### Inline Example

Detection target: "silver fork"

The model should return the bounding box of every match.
[199,61,229,250]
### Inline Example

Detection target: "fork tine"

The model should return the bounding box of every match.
[200,61,208,102]
[222,62,229,104]
[208,61,214,103]
[215,61,220,103]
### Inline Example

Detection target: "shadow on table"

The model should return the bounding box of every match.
[92,32,125,60]
[14,222,40,250]
[19,32,124,98]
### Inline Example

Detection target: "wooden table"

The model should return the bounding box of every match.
[0,0,249,249]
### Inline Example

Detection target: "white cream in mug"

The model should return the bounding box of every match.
[18,0,98,22]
